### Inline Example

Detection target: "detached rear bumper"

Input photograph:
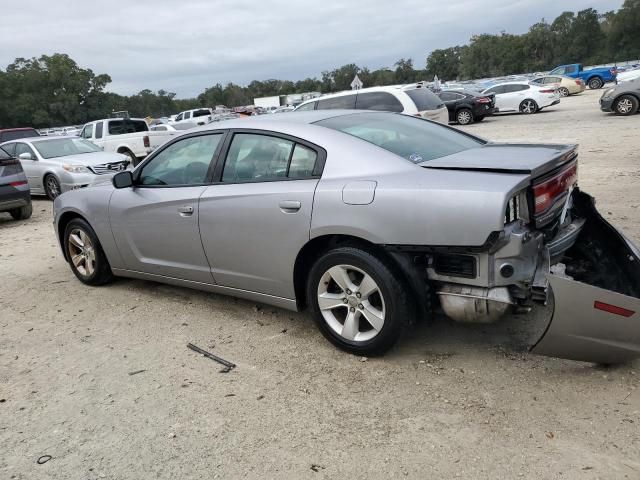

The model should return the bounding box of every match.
[531,191,640,363]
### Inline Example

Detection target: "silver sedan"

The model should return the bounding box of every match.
[0,136,130,199]
[52,111,640,362]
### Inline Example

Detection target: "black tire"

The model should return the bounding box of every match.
[63,218,114,286]
[613,95,639,116]
[558,87,570,97]
[588,77,604,90]
[306,246,413,356]
[120,149,138,167]
[9,203,32,220]
[456,108,474,125]
[519,99,538,114]
[475,115,485,122]
[44,174,61,200]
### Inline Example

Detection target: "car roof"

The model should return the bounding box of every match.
[296,84,431,106]
[2,136,79,144]
[0,127,38,132]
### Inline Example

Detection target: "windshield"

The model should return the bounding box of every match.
[32,138,102,159]
[316,112,484,163]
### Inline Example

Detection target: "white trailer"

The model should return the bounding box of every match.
[253,96,282,108]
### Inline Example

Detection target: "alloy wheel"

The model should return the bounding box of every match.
[457,110,472,125]
[616,98,633,114]
[317,264,386,342]
[67,228,96,277]
[559,87,569,97]
[46,176,60,199]
[521,100,536,114]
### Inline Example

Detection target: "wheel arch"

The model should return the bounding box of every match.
[57,210,91,261]
[293,234,428,318]
[613,92,640,107]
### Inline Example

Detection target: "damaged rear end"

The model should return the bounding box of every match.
[423,144,640,363]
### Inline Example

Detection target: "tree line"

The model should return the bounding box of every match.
[0,1,638,128]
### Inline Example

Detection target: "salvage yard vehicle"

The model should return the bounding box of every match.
[170,108,214,127]
[53,111,640,363]
[0,127,41,143]
[295,84,449,124]
[0,137,130,199]
[80,118,170,166]
[437,90,497,125]
[548,63,617,90]
[0,146,32,220]
[600,79,640,116]
[530,75,585,97]
[481,82,560,114]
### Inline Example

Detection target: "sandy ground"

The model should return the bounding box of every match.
[1,88,639,479]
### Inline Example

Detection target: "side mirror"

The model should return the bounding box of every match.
[113,171,134,189]
[18,152,34,160]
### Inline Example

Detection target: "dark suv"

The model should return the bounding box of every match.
[0,146,32,220]
[437,90,497,125]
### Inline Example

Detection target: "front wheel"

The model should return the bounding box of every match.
[588,77,604,89]
[44,174,61,200]
[614,95,639,116]
[64,218,114,285]
[456,108,473,125]
[519,99,538,114]
[306,246,412,356]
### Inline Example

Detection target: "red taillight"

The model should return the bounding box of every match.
[539,89,556,93]
[532,162,578,214]
[477,97,491,104]
[594,301,634,317]
[143,135,150,148]
[10,180,27,187]
[575,79,583,85]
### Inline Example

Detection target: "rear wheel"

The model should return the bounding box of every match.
[9,203,32,220]
[613,95,639,116]
[44,174,61,200]
[456,108,473,125]
[588,77,604,90]
[64,218,114,285]
[475,115,485,122]
[519,99,538,114]
[306,246,412,356]
[558,87,570,97]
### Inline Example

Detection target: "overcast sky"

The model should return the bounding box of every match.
[1,0,623,98]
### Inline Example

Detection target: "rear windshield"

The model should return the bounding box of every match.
[404,88,444,111]
[0,129,39,142]
[316,112,484,163]
[107,119,148,135]
[192,109,211,118]
[32,138,102,159]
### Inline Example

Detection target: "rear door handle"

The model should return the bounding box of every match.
[279,200,301,213]
[178,205,194,216]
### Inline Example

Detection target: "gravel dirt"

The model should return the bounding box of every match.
[1,88,639,479]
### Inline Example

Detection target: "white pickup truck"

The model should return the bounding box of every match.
[170,108,214,126]
[80,118,170,166]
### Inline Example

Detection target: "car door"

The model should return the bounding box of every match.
[199,130,325,299]
[485,85,508,110]
[109,132,225,283]
[14,142,42,192]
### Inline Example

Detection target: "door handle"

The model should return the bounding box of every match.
[279,200,301,213]
[178,205,194,216]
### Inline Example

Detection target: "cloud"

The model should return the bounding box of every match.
[1,0,623,97]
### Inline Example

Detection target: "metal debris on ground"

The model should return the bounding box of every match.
[37,455,52,464]
[187,343,236,373]
[128,369,146,376]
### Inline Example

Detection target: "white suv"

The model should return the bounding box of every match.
[170,108,214,126]
[294,84,449,124]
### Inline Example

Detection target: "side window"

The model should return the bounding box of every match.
[184,112,192,119]
[2,142,16,157]
[504,84,528,93]
[95,122,103,139]
[222,134,293,183]
[452,93,466,100]
[317,94,356,110]
[153,126,168,131]
[486,85,505,94]
[139,134,222,186]
[551,67,565,75]
[355,92,403,112]
[438,92,454,101]
[15,143,36,159]
[175,113,183,121]
[288,144,318,178]
[565,65,577,74]
[81,124,94,139]
[296,101,316,111]
[531,78,543,84]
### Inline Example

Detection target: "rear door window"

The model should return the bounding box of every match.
[192,109,211,118]
[108,120,148,135]
[95,122,103,139]
[15,142,36,159]
[565,65,577,74]
[317,94,357,110]
[504,84,529,93]
[296,101,316,111]
[404,88,443,111]
[355,92,403,112]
